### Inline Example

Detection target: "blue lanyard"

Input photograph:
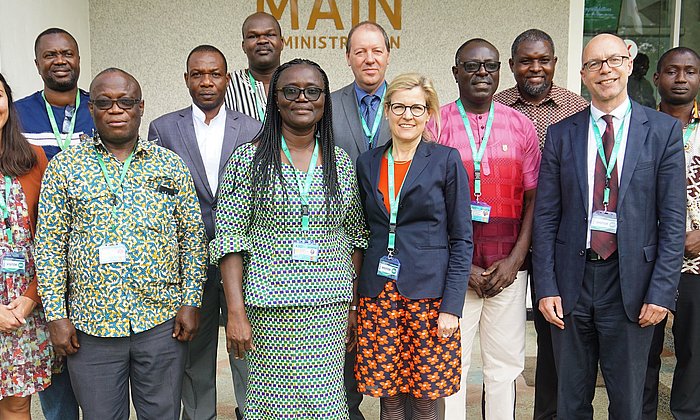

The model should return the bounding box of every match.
[456,100,495,199]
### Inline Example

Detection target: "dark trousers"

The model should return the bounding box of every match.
[642,313,667,420]
[67,318,187,420]
[38,367,79,420]
[552,258,654,420]
[531,274,558,420]
[345,347,365,420]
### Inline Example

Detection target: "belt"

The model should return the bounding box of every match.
[586,249,618,261]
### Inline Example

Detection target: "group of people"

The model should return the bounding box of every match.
[0,10,698,420]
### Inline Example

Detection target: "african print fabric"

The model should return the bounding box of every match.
[683,101,700,274]
[356,280,462,400]
[35,137,207,337]
[0,178,52,399]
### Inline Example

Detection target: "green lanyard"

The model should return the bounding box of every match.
[590,103,631,210]
[357,85,386,148]
[42,90,80,151]
[456,99,494,200]
[684,121,698,147]
[281,136,319,232]
[386,146,412,256]
[247,71,266,122]
[0,176,13,245]
[97,149,135,231]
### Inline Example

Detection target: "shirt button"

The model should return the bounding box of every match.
[478,115,483,119]
[579,250,585,256]
[481,126,485,129]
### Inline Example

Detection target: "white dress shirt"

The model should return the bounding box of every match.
[586,98,632,247]
[192,104,226,195]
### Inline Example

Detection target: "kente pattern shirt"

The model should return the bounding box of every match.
[35,137,207,337]
[224,69,267,122]
[210,142,368,307]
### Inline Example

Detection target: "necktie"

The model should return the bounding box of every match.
[362,95,376,149]
[590,114,618,259]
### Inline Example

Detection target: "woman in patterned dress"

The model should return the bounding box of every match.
[210,59,367,419]
[354,73,473,419]
[0,73,51,419]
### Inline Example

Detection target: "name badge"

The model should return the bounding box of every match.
[377,255,401,280]
[590,210,617,234]
[292,241,320,262]
[1,251,25,274]
[99,243,128,264]
[470,201,491,223]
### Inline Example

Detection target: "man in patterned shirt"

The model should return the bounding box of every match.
[644,46,700,419]
[493,29,588,420]
[35,68,207,419]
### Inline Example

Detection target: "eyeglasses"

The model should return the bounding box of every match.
[389,103,428,117]
[582,55,629,72]
[89,98,142,110]
[277,86,324,102]
[457,61,501,73]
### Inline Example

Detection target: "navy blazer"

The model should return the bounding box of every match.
[356,140,473,316]
[533,101,686,321]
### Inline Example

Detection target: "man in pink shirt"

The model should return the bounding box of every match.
[433,38,541,420]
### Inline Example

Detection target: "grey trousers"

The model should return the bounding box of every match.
[67,318,186,420]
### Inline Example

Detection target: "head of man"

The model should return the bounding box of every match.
[654,47,700,107]
[345,22,390,94]
[89,68,143,146]
[241,12,284,72]
[580,34,632,112]
[453,39,500,111]
[185,45,230,116]
[34,28,80,92]
[632,53,650,79]
[509,29,557,101]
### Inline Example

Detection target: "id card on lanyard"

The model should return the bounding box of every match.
[0,176,26,274]
[42,90,80,151]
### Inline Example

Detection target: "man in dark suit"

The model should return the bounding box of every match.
[148,45,261,420]
[533,34,686,419]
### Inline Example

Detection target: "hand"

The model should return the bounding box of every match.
[638,303,668,328]
[226,309,255,359]
[48,318,80,356]
[685,230,700,258]
[482,256,520,298]
[173,305,199,342]
[346,309,358,352]
[538,296,565,329]
[469,265,487,298]
[0,305,23,332]
[437,312,459,338]
[7,296,37,325]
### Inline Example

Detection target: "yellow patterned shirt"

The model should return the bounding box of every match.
[35,137,207,337]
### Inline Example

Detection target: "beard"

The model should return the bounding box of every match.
[522,79,551,98]
[44,71,78,92]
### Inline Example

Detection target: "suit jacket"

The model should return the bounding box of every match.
[356,140,473,316]
[533,101,686,321]
[331,82,391,164]
[148,106,262,241]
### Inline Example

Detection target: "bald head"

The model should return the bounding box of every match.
[90,67,142,98]
[242,12,281,38]
[580,34,632,112]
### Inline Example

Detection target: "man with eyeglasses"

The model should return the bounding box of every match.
[13,27,95,420]
[432,38,540,420]
[533,33,685,419]
[224,12,283,122]
[35,68,207,419]
[149,45,261,420]
[493,28,588,420]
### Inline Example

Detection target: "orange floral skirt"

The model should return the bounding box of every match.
[355,280,462,400]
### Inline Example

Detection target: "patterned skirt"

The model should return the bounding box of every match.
[355,280,462,400]
[245,302,349,420]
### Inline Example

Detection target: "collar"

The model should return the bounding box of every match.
[692,100,699,123]
[354,81,386,106]
[511,84,559,107]
[590,98,631,123]
[91,135,152,157]
[192,103,226,125]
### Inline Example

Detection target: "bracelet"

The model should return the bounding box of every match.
[349,305,358,311]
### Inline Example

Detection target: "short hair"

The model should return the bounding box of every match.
[346,21,390,54]
[511,29,555,58]
[384,73,441,141]
[34,27,78,57]
[656,47,700,72]
[241,12,282,38]
[635,52,650,66]
[455,38,498,66]
[186,44,227,73]
[90,67,142,99]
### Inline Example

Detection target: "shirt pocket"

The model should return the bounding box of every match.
[67,183,112,232]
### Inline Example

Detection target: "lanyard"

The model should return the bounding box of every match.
[386,146,412,256]
[590,103,631,210]
[456,99,494,200]
[42,90,80,151]
[97,149,135,231]
[281,136,319,232]
[0,176,13,245]
[247,71,266,122]
[684,121,698,147]
[357,85,386,148]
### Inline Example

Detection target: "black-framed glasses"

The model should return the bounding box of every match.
[583,55,629,72]
[389,102,428,117]
[457,61,501,73]
[277,86,324,101]
[89,98,141,110]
